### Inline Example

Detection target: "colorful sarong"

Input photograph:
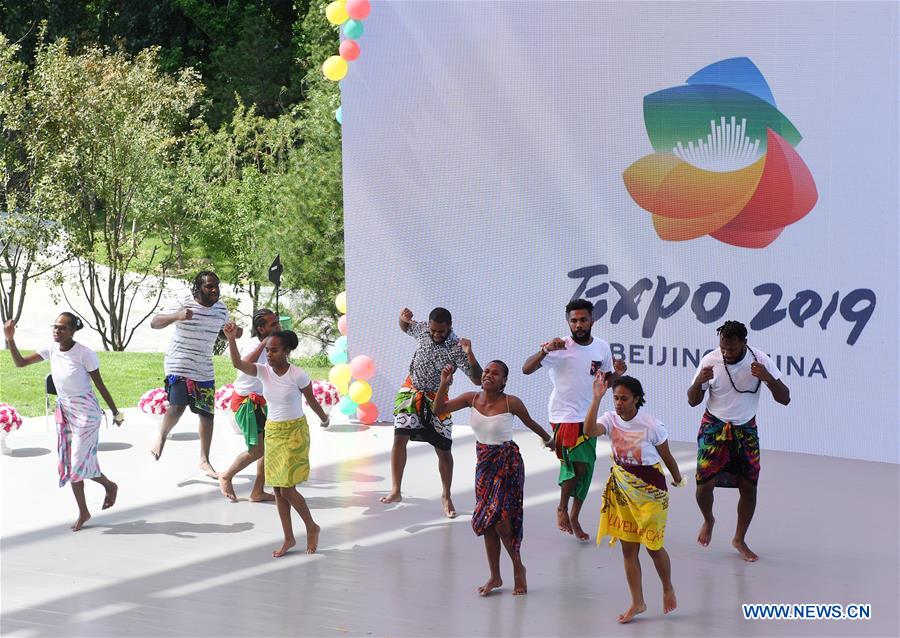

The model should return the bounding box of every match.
[392,377,453,450]
[264,416,310,487]
[55,393,104,487]
[597,463,669,550]
[696,410,760,488]
[552,422,596,501]
[231,392,267,450]
[165,375,215,417]
[472,440,525,556]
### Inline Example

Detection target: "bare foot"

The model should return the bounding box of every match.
[199,461,218,479]
[442,495,457,519]
[512,564,527,595]
[305,524,320,554]
[101,482,118,510]
[218,476,237,502]
[557,507,573,535]
[570,516,590,542]
[249,491,276,503]
[478,576,503,596]
[273,538,296,558]
[71,512,91,531]
[150,437,164,461]
[379,492,402,504]
[663,588,677,614]
[617,602,647,624]
[697,518,715,546]
[732,539,759,562]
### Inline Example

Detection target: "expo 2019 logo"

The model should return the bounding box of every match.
[623,57,817,249]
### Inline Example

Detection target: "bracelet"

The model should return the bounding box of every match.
[540,342,550,355]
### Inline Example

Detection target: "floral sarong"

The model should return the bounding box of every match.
[392,377,453,450]
[472,441,525,556]
[598,463,669,550]
[552,422,596,501]
[165,374,215,417]
[231,392,267,450]
[696,410,760,488]
[55,393,104,487]
[264,416,310,487]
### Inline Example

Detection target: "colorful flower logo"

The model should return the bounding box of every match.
[623,57,817,249]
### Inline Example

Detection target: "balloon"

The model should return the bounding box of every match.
[325,1,349,24]
[343,19,364,39]
[339,395,358,416]
[335,377,350,396]
[346,0,371,20]
[339,39,360,61]
[335,290,347,314]
[335,106,342,124]
[357,402,379,424]
[348,380,372,404]
[334,335,348,353]
[327,348,348,365]
[337,314,348,335]
[322,56,348,81]
[328,363,351,389]
[349,355,375,380]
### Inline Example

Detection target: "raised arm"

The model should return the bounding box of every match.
[398,307,413,333]
[433,366,476,413]
[583,372,609,438]
[688,366,713,406]
[3,321,43,367]
[457,338,483,385]
[88,368,124,426]
[223,322,256,376]
[508,395,553,447]
[150,306,192,330]
[751,361,790,406]
[522,337,565,375]
[241,338,267,364]
[300,383,330,426]
[654,440,684,487]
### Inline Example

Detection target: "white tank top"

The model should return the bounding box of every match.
[469,398,515,445]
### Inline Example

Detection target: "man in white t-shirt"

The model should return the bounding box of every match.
[149,271,239,478]
[522,298,626,541]
[687,320,790,562]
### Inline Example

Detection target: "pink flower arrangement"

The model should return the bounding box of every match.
[139,388,169,415]
[0,403,23,433]
[312,380,340,408]
[215,384,236,410]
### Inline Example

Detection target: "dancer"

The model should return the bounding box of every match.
[5,314,124,531]
[382,307,483,518]
[688,320,789,562]
[522,298,625,541]
[217,308,280,503]
[434,361,553,596]
[150,270,235,478]
[585,374,682,623]
[223,322,329,557]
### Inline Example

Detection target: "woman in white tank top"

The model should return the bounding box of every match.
[434,360,553,597]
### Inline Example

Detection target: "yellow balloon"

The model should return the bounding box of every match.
[322,56,349,82]
[325,1,349,25]
[329,363,351,389]
[335,291,347,314]
[348,380,372,404]
[335,378,350,395]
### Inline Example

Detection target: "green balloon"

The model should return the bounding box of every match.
[335,105,342,124]
[344,19,364,39]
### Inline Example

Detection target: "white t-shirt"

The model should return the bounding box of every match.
[37,342,99,399]
[693,346,782,424]
[254,363,311,422]
[232,340,268,396]
[162,294,229,381]
[542,336,613,423]
[597,410,668,466]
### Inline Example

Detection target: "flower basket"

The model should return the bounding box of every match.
[0,403,24,455]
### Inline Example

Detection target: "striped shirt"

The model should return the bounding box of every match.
[162,294,229,381]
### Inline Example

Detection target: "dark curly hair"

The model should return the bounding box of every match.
[270,330,299,351]
[717,320,748,341]
[250,308,276,338]
[58,311,84,331]
[611,375,646,410]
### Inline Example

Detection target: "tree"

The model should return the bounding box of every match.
[26,35,203,350]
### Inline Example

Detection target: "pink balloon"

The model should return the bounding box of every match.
[339,39,360,62]
[357,402,379,424]
[338,314,348,335]
[349,355,376,380]
[346,0,371,20]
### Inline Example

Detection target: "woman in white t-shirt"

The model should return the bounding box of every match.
[5,313,124,531]
[585,374,683,624]
[434,361,553,597]
[224,322,330,558]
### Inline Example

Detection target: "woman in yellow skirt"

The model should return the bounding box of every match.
[585,374,684,624]
[224,323,330,557]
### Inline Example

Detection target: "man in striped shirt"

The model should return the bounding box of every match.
[150,271,239,477]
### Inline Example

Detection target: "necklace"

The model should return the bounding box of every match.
[722,347,761,394]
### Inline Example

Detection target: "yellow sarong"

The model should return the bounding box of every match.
[597,463,669,550]
[264,416,310,487]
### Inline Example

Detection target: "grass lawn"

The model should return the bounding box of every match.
[0,350,328,417]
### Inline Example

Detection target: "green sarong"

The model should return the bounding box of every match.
[558,436,597,501]
[233,394,267,450]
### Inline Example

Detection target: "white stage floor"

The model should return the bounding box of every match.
[2,409,898,637]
